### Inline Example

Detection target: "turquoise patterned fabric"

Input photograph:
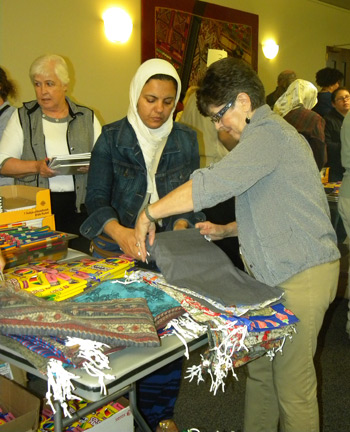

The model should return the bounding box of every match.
[74,279,181,319]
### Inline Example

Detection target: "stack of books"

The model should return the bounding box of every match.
[48,153,91,175]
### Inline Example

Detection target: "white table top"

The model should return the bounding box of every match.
[0,333,207,401]
[0,249,208,401]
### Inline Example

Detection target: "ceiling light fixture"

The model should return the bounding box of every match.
[262,39,279,60]
[102,7,133,43]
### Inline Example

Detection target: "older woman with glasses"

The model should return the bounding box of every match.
[135,57,340,432]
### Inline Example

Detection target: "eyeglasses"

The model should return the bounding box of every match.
[210,101,233,123]
[335,95,350,102]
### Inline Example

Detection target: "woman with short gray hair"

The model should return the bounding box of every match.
[0,54,101,252]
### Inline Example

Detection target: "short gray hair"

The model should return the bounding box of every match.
[29,54,70,85]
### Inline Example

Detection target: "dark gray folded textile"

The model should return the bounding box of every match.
[148,228,284,308]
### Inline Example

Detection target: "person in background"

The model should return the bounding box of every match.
[0,67,17,186]
[177,85,232,167]
[274,79,326,170]
[0,54,101,253]
[338,111,350,337]
[81,58,202,431]
[313,67,344,117]
[323,87,350,244]
[324,87,350,182]
[0,67,16,140]
[178,85,243,269]
[135,57,340,432]
[265,69,297,109]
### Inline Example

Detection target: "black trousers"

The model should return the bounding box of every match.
[50,192,90,254]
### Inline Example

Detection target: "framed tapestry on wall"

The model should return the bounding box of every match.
[141,0,259,97]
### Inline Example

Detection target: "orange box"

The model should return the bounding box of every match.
[0,186,54,228]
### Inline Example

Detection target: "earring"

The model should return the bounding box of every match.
[245,117,251,124]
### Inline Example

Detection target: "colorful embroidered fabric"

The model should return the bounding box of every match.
[0,333,124,376]
[137,269,299,393]
[73,278,184,329]
[0,271,185,375]
[6,335,76,367]
[0,278,159,348]
[223,303,299,332]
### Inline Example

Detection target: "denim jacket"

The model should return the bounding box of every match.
[81,117,204,240]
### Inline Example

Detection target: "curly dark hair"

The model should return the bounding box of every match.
[315,67,343,88]
[196,57,265,116]
[0,67,16,101]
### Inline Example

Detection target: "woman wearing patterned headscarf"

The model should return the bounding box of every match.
[274,79,326,170]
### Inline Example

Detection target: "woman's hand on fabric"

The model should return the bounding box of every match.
[135,211,156,262]
[195,220,238,241]
[173,219,189,230]
[104,221,142,259]
[117,227,144,259]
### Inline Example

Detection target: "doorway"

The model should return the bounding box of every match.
[326,46,350,86]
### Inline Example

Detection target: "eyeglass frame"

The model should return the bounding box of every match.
[210,101,234,123]
[335,95,350,102]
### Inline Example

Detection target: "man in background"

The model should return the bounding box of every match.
[266,69,297,108]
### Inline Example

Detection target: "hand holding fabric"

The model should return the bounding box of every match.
[195,220,238,241]
[104,221,141,259]
[135,210,156,261]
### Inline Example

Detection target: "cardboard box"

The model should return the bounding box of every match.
[90,397,134,432]
[0,375,40,432]
[0,363,27,387]
[0,186,52,227]
[0,363,13,380]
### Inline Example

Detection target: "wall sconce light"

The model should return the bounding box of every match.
[262,39,279,60]
[102,7,133,43]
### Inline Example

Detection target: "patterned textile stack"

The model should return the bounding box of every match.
[0,230,300,404]
[0,266,165,415]
[134,270,298,394]
[0,256,186,375]
[144,228,299,394]
[0,257,187,413]
[0,276,160,373]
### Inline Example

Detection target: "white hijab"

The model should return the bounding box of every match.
[273,79,318,117]
[127,58,181,203]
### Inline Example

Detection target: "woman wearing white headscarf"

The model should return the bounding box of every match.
[81,58,201,431]
[81,58,202,259]
[274,79,326,170]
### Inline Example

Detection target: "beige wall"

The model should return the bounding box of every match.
[1,0,350,125]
